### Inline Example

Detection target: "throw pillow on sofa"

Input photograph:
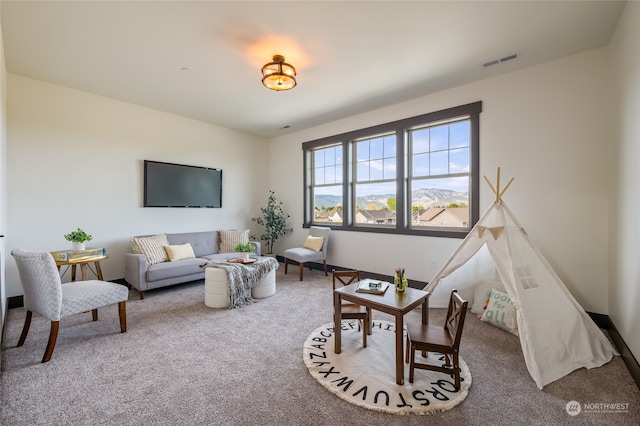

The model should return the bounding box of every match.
[219,229,249,253]
[130,234,169,265]
[164,243,196,262]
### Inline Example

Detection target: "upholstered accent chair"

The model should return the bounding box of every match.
[405,289,468,390]
[283,226,330,281]
[11,249,129,363]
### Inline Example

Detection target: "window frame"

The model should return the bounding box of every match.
[302,101,481,238]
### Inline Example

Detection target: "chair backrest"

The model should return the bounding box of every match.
[309,226,330,259]
[332,270,360,290]
[11,249,63,321]
[444,289,468,350]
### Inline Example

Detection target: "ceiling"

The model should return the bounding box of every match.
[1,1,626,139]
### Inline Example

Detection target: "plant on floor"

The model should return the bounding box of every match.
[234,243,254,253]
[64,228,93,243]
[252,191,292,254]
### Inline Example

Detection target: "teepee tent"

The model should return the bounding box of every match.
[425,169,617,389]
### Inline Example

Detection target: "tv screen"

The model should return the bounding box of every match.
[144,160,222,208]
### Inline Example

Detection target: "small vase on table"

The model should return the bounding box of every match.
[72,242,85,251]
[394,268,407,292]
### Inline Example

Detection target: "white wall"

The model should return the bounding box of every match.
[609,1,640,362]
[271,47,612,314]
[0,5,8,341]
[6,74,270,298]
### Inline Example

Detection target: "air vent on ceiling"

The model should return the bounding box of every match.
[483,52,519,68]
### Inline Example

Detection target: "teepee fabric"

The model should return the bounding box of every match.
[425,202,617,389]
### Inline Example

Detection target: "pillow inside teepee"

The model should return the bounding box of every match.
[480,288,519,336]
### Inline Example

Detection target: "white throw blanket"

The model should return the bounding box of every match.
[200,257,279,308]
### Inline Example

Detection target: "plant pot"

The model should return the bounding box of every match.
[242,252,250,260]
[72,242,86,251]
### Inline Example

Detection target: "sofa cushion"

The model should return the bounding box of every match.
[146,258,204,282]
[219,229,249,253]
[130,234,169,265]
[167,231,218,258]
[164,243,196,262]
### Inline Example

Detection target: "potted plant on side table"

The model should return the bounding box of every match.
[64,228,93,251]
[252,191,293,257]
[234,243,255,261]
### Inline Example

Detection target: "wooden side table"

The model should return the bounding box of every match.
[56,255,109,281]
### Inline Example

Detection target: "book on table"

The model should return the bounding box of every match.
[50,247,107,262]
[355,279,389,295]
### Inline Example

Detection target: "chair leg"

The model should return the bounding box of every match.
[119,301,127,333]
[92,309,98,321]
[139,291,145,300]
[362,322,367,348]
[453,352,460,390]
[284,258,288,274]
[405,333,410,364]
[323,259,328,276]
[17,310,32,347]
[409,344,416,383]
[42,321,60,363]
[299,262,304,281]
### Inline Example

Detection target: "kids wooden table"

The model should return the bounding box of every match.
[333,282,429,385]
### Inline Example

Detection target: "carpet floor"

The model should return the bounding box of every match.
[1,266,639,425]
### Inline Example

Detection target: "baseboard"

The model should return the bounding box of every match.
[588,311,640,389]
[7,294,23,310]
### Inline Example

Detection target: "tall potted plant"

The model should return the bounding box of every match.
[252,191,292,255]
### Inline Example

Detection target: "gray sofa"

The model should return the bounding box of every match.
[124,231,261,299]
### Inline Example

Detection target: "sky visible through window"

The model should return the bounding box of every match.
[314,120,470,199]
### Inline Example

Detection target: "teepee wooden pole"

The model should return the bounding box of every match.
[483,175,497,198]
[499,177,515,202]
[496,167,501,202]
[484,167,514,204]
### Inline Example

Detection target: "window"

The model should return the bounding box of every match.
[302,102,481,238]
[355,133,397,227]
[409,118,471,230]
[310,145,343,224]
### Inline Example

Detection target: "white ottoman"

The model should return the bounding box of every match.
[204,267,277,308]
[251,269,276,299]
[204,268,229,308]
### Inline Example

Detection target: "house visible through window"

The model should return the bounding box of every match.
[302,102,481,238]
[409,118,471,230]
[310,144,343,224]
[355,133,397,227]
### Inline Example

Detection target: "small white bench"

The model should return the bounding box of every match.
[204,267,276,308]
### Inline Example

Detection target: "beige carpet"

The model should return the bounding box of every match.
[1,266,639,425]
[303,319,471,415]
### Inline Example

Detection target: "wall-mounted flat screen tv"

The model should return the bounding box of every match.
[144,160,222,208]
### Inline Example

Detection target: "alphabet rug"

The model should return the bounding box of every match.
[303,320,471,415]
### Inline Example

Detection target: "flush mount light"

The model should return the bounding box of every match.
[261,55,297,91]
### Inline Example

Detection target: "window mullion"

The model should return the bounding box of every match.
[395,128,405,230]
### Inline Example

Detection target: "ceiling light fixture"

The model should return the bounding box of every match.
[261,55,297,91]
